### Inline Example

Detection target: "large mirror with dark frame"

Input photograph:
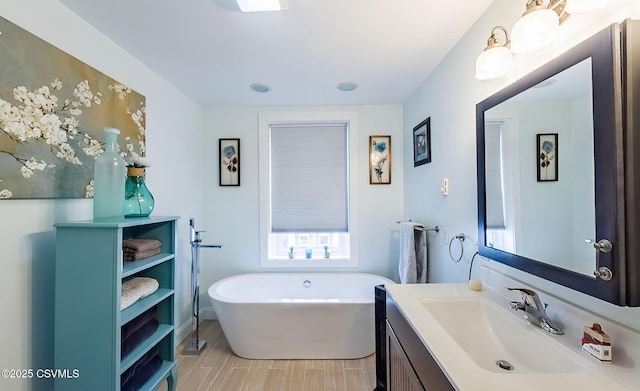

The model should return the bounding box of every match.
[476,20,640,306]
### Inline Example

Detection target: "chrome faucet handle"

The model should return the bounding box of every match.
[506,287,536,296]
[506,288,564,335]
[506,287,541,310]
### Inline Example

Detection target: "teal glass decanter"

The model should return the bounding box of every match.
[124,167,155,217]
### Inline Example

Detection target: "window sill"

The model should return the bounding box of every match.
[260,257,358,268]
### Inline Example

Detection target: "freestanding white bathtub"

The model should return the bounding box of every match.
[207,272,394,359]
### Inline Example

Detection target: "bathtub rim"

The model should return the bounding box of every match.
[207,272,395,304]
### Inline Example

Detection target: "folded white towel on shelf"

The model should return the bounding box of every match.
[121,277,159,310]
[398,222,427,284]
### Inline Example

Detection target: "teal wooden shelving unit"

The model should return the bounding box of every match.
[54,216,179,391]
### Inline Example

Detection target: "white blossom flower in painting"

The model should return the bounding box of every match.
[0,80,103,164]
[126,106,146,135]
[85,179,94,198]
[109,83,132,100]
[121,136,149,168]
[0,79,107,197]
[0,179,10,199]
[82,135,103,157]
[0,18,147,199]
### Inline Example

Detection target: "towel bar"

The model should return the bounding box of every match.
[395,220,439,233]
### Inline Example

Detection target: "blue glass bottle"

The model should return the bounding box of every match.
[93,128,126,221]
[124,167,155,217]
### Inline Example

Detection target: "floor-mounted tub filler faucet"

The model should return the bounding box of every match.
[507,287,564,335]
[183,218,222,355]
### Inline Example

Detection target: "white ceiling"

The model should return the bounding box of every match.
[57,0,495,106]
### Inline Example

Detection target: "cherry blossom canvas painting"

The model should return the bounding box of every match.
[0,16,146,199]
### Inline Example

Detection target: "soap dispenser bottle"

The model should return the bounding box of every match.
[93,127,127,221]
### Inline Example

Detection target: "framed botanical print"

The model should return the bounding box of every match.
[413,117,431,167]
[219,138,240,186]
[537,133,558,182]
[369,135,391,184]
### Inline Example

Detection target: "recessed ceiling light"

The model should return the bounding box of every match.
[236,0,288,12]
[337,82,358,92]
[250,83,272,93]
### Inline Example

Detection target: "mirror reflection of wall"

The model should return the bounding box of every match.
[484,58,596,276]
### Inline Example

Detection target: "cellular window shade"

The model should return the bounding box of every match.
[270,123,349,232]
[485,121,506,229]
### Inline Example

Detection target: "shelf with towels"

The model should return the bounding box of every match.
[54,216,178,391]
[122,253,174,278]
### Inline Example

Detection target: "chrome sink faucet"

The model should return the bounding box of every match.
[507,287,564,335]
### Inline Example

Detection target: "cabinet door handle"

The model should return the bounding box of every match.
[592,239,613,281]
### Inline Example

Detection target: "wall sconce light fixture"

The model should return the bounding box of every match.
[475,0,611,80]
[475,26,513,80]
[511,0,568,54]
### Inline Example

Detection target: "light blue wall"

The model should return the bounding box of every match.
[0,1,205,390]
[402,0,640,330]
[198,105,404,316]
[490,96,594,274]
[494,100,575,268]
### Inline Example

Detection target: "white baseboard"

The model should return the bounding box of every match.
[200,306,217,320]
[176,306,218,344]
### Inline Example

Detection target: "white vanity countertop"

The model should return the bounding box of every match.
[386,283,639,391]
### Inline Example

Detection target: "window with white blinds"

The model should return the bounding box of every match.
[258,112,358,267]
[269,123,349,232]
[485,121,507,229]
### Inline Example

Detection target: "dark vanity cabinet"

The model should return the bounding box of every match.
[387,324,425,391]
[385,294,455,391]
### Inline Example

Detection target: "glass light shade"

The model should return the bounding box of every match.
[475,46,513,80]
[565,0,611,14]
[511,8,560,54]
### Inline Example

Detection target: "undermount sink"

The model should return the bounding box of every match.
[420,297,583,374]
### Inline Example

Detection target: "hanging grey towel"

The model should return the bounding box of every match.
[398,222,427,284]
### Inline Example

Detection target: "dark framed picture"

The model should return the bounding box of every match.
[413,117,431,167]
[369,135,391,184]
[537,133,558,182]
[219,138,240,186]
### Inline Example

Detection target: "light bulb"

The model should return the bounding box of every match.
[475,46,513,80]
[511,8,560,54]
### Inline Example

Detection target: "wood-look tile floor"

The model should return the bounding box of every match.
[159,320,377,391]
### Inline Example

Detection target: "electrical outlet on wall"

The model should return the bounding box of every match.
[441,178,449,195]
[441,227,449,245]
